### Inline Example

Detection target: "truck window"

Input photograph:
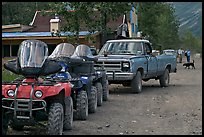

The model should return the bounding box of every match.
[144,42,151,55]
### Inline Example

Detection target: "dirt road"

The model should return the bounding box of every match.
[7,58,202,135]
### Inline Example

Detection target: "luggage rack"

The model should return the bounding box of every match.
[2,83,47,121]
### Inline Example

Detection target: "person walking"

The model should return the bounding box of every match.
[185,49,191,63]
[177,48,184,63]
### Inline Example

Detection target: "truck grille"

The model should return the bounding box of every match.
[94,61,122,72]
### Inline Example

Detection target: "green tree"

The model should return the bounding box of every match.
[91,2,131,45]
[49,2,131,45]
[2,2,50,25]
[138,2,180,50]
[180,30,202,55]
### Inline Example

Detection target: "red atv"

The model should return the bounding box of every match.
[2,40,73,135]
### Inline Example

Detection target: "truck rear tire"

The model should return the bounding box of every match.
[95,82,103,106]
[74,90,88,120]
[103,80,109,101]
[131,71,142,93]
[63,97,73,130]
[159,69,169,87]
[47,103,64,135]
[88,86,97,113]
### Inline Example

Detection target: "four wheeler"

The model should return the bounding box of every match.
[70,44,108,107]
[71,44,109,104]
[47,43,90,120]
[2,40,73,135]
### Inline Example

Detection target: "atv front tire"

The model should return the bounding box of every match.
[47,103,64,135]
[74,90,88,120]
[63,97,73,130]
[88,86,97,113]
[95,82,103,106]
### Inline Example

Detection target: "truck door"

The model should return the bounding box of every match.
[144,42,157,78]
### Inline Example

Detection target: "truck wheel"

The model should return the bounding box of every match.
[103,80,109,101]
[47,103,64,135]
[74,90,88,120]
[63,97,73,130]
[131,71,142,93]
[88,86,97,113]
[95,82,103,106]
[159,69,170,87]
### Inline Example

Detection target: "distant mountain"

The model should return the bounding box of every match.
[170,2,202,37]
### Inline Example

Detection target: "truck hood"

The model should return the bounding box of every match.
[96,55,139,61]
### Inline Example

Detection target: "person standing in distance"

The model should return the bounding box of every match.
[185,49,191,63]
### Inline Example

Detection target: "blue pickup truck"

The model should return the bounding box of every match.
[94,38,177,93]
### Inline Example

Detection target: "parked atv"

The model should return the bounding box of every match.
[47,43,90,120]
[72,44,109,104]
[2,40,73,135]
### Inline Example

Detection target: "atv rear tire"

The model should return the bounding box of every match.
[95,82,103,106]
[103,80,109,101]
[88,86,97,113]
[63,97,73,130]
[47,103,64,135]
[74,90,88,120]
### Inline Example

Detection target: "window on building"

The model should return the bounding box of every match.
[3,45,10,57]
[11,45,19,56]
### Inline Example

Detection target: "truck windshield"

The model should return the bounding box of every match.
[98,42,143,55]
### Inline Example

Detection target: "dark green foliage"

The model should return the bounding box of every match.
[138,2,180,50]
[2,2,51,25]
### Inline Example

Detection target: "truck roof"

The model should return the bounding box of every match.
[107,39,150,43]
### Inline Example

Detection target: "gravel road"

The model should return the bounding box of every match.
[7,58,202,135]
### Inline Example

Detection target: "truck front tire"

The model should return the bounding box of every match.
[131,71,142,93]
[159,69,170,87]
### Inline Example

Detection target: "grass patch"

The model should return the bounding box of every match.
[2,69,20,82]
[2,57,21,82]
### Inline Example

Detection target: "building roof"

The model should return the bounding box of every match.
[2,31,98,38]
[2,24,33,32]
[107,39,150,43]
[27,10,126,32]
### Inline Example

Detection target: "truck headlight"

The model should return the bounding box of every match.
[7,89,15,97]
[122,62,130,68]
[122,62,130,72]
[35,90,43,98]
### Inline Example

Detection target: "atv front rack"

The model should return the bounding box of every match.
[2,81,55,121]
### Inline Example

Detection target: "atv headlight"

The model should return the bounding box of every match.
[35,90,43,98]
[7,89,15,97]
